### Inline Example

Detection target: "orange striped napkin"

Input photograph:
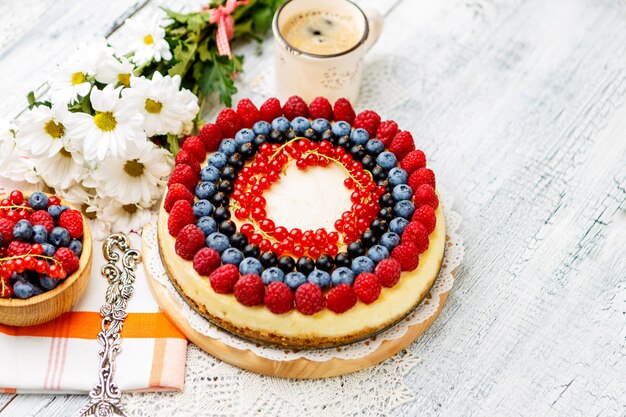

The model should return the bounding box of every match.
[0,232,187,394]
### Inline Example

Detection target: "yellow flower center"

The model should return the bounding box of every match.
[122,204,138,214]
[118,73,131,87]
[71,72,86,85]
[144,98,162,114]
[44,119,64,139]
[123,159,145,177]
[93,112,117,132]
[144,34,154,45]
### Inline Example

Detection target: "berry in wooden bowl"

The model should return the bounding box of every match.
[0,190,92,327]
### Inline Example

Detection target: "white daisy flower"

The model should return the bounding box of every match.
[65,84,145,161]
[121,72,199,136]
[61,192,111,240]
[34,147,87,190]
[96,54,135,87]
[0,120,39,184]
[16,104,74,158]
[100,198,153,234]
[118,13,172,66]
[49,45,100,105]
[91,140,172,205]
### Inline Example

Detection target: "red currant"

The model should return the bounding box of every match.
[9,190,23,205]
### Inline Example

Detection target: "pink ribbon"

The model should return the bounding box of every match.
[204,0,250,59]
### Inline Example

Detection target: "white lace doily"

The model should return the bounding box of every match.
[142,188,462,362]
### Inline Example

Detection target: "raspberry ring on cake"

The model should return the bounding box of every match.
[158,96,445,349]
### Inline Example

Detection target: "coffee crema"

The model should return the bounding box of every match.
[280,11,362,55]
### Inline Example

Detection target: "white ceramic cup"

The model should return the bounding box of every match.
[272,0,383,103]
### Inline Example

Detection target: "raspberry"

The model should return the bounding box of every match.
[167,199,196,237]
[7,241,31,257]
[175,224,205,260]
[198,123,223,152]
[327,284,357,313]
[400,150,426,175]
[333,98,356,124]
[164,184,194,213]
[308,97,333,120]
[413,184,439,210]
[215,108,243,138]
[264,281,294,314]
[234,274,265,306]
[182,136,206,162]
[391,242,420,271]
[193,247,221,276]
[48,196,61,206]
[168,164,198,192]
[53,247,80,275]
[209,264,240,294]
[400,222,429,253]
[354,110,381,137]
[236,98,261,128]
[282,95,309,120]
[58,210,83,239]
[174,150,200,176]
[259,97,283,121]
[0,218,14,243]
[412,204,437,233]
[389,130,416,160]
[376,120,398,146]
[375,258,402,288]
[408,168,436,192]
[353,273,381,304]
[30,210,54,233]
[295,282,326,315]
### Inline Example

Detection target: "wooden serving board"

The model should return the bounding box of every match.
[143,227,451,379]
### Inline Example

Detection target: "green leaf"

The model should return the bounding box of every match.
[26,91,37,109]
[166,133,181,155]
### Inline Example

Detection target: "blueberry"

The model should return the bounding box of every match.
[13,280,35,299]
[331,267,355,286]
[49,226,70,247]
[193,200,214,218]
[0,234,2,245]
[331,121,351,137]
[311,118,331,133]
[200,165,221,182]
[208,152,228,169]
[206,232,229,253]
[32,225,48,244]
[376,152,397,169]
[394,200,415,219]
[235,128,255,145]
[392,184,413,201]
[195,181,217,199]
[285,271,307,290]
[388,167,408,186]
[272,117,290,133]
[367,245,389,263]
[351,256,375,274]
[239,257,262,275]
[219,139,238,156]
[48,205,63,220]
[291,116,310,134]
[350,128,369,144]
[67,239,82,256]
[380,232,401,251]
[196,216,217,236]
[262,267,284,285]
[253,120,272,136]
[221,247,243,266]
[41,243,56,257]
[39,275,59,291]
[389,217,409,235]
[13,220,33,241]
[60,205,69,213]
[28,192,48,210]
[307,270,331,289]
[365,139,384,155]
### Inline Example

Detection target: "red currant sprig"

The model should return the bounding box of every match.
[0,245,67,281]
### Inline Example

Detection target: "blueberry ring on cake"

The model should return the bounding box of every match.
[157,96,445,349]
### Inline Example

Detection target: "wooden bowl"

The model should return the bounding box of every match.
[0,194,92,327]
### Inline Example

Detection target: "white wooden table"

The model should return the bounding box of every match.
[1,0,625,415]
